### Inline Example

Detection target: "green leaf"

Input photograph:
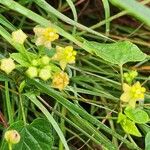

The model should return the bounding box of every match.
[117,112,126,123]
[120,118,142,137]
[84,40,146,65]
[1,118,53,150]
[124,107,149,124]
[109,0,150,27]
[145,132,150,150]
[11,53,36,67]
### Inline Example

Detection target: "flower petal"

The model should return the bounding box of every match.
[35,37,45,46]
[120,92,130,102]
[123,83,131,92]
[33,27,44,36]
[128,99,136,108]
[60,60,67,70]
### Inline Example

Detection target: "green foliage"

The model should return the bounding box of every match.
[1,118,54,150]
[25,93,70,150]
[84,40,146,65]
[27,79,139,149]
[124,107,150,124]
[121,118,142,137]
[145,132,150,150]
[118,112,142,137]
[10,53,31,67]
[0,0,149,149]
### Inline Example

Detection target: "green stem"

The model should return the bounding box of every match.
[59,106,67,150]
[8,143,12,150]
[5,81,13,124]
[102,98,118,148]
[19,94,26,125]
[119,65,124,90]
[119,65,124,112]
[128,134,139,149]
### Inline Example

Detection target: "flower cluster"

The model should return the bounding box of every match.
[123,70,138,84]
[119,70,147,136]
[120,82,146,108]
[9,26,76,90]
[26,55,51,80]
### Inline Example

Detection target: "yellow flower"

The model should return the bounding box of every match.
[12,29,27,44]
[53,46,77,70]
[0,58,16,74]
[33,27,59,49]
[52,71,69,90]
[120,82,146,108]
[4,130,20,144]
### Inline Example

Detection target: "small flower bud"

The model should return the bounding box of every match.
[125,77,132,84]
[39,68,51,81]
[31,59,39,67]
[26,66,38,78]
[130,70,138,78]
[0,58,16,74]
[123,70,138,84]
[40,55,50,65]
[44,65,52,71]
[4,130,20,144]
[123,73,129,78]
[12,29,27,44]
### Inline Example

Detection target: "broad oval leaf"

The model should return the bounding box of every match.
[145,132,150,150]
[124,107,150,124]
[84,40,146,65]
[1,118,53,150]
[120,118,142,137]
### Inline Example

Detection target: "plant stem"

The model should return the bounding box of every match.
[59,106,67,150]
[119,65,124,91]
[5,81,13,124]
[128,134,139,149]
[119,65,124,112]
[102,97,118,148]
[8,143,12,150]
[19,94,26,125]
